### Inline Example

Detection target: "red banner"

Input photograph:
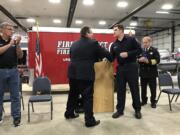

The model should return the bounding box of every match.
[28,31,115,84]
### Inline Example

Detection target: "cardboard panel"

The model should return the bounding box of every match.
[93,61,114,112]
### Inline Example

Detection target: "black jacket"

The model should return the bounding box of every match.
[139,46,160,78]
[68,37,112,81]
[110,36,142,66]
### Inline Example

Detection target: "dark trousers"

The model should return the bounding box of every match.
[0,68,21,119]
[65,79,95,124]
[116,63,141,113]
[140,77,157,104]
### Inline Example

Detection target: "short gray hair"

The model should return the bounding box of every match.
[0,22,13,29]
[142,36,152,43]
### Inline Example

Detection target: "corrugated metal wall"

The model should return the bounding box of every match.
[151,27,180,52]
[175,27,180,51]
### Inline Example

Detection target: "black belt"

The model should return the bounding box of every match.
[0,66,17,69]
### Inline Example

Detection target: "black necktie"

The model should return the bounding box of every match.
[144,48,147,57]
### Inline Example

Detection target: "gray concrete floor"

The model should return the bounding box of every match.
[1,90,180,135]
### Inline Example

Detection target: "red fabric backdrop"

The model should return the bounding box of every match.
[28,32,116,84]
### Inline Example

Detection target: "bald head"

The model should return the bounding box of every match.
[142,36,152,48]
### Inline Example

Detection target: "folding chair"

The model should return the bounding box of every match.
[157,72,180,111]
[28,76,53,122]
[175,72,180,102]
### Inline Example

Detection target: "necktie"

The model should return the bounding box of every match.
[144,48,147,57]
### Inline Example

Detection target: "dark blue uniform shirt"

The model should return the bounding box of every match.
[110,36,142,65]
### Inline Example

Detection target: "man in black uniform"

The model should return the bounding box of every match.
[138,36,160,108]
[64,26,112,127]
[110,24,142,119]
[0,22,23,126]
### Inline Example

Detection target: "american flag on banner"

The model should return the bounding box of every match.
[35,23,44,77]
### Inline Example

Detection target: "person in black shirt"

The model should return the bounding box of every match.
[110,24,142,119]
[64,26,112,127]
[0,22,23,127]
[138,36,160,108]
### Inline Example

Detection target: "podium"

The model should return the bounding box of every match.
[93,61,114,112]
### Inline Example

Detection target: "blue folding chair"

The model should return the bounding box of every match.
[28,76,53,122]
[157,72,180,111]
[174,72,180,102]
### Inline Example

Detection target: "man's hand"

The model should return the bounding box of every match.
[9,39,15,46]
[14,36,21,45]
[138,57,149,63]
[138,57,146,62]
[14,35,23,58]
[120,52,128,58]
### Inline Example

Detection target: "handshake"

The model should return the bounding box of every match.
[138,56,149,64]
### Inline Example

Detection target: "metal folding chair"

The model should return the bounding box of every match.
[157,72,180,111]
[28,76,53,122]
[175,72,180,102]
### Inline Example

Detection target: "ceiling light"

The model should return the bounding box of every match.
[156,11,169,14]
[161,4,173,10]
[99,20,106,25]
[26,18,35,23]
[75,20,83,24]
[129,17,138,26]
[126,26,135,29]
[117,1,128,8]
[83,0,94,6]
[53,19,61,24]
[48,0,61,4]
[124,29,135,35]
[130,22,137,26]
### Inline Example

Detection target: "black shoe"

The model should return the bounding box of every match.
[112,111,124,119]
[135,111,142,119]
[151,103,156,108]
[13,117,21,127]
[0,117,3,124]
[64,113,79,119]
[85,120,100,127]
[0,113,3,124]
[141,102,147,106]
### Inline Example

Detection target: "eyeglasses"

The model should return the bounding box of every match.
[6,28,14,31]
[5,27,14,32]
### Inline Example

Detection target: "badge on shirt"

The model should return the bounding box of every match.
[150,52,153,55]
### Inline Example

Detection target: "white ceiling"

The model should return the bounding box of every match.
[0,0,180,36]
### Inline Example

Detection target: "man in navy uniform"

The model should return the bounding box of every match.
[138,36,160,108]
[110,24,142,119]
[64,26,112,127]
[0,22,23,126]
